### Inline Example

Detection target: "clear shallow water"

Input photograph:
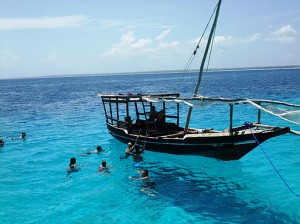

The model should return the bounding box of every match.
[0,69,300,223]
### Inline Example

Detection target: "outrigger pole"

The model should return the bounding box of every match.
[184,0,222,134]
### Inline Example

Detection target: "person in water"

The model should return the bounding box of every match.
[67,157,80,172]
[125,142,134,157]
[131,169,149,180]
[12,132,26,140]
[131,169,156,194]
[0,138,4,146]
[84,145,103,156]
[21,132,26,138]
[132,144,144,162]
[98,160,112,172]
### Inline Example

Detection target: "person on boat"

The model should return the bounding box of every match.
[149,105,158,122]
[0,138,4,146]
[98,160,112,173]
[156,109,165,129]
[124,116,133,133]
[67,157,80,173]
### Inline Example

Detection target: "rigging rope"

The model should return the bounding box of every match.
[244,122,300,199]
[174,2,219,93]
[200,17,218,96]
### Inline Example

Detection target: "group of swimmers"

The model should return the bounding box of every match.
[0,132,27,147]
[67,140,155,193]
[67,145,110,173]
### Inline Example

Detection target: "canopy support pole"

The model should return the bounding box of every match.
[229,104,233,135]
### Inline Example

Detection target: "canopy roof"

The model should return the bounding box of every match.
[98,93,300,125]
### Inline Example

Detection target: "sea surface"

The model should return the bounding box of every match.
[0,68,300,224]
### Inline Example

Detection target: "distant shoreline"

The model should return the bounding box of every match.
[1,65,300,80]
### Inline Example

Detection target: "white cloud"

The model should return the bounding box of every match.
[212,35,233,52]
[101,31,136,57]
[188,33,261,55]
[156,28,172,41]
[191,33,260,47]
[0,50,20,61]
[0,16,87,31]
[214,35,228,44]
[271,24,297,36]
[158,41,179,49]
[100,31,178,57]
[266,25,298,44]
[214,34,261,45]
[132,38,152,49]
[242,33,261,43]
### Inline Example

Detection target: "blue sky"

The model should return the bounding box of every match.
[0,0,299,79]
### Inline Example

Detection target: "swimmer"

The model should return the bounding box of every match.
[125,142,134,158]
[67,157,80,173]
[131,169,156,195]
[0,138,4,146]
[98,160,112,172]
[131,169,149,181]
[84,145,103,156]
[11,132,26,140]
[132,144,144,162]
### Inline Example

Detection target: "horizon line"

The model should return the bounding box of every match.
[1,65,300,81]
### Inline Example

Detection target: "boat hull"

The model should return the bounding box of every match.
[106,123,290,160]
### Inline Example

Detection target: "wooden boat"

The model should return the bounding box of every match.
[98,0,299,160]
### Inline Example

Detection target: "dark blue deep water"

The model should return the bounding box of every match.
[0,68,300,223]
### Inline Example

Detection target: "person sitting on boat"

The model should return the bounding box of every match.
[156,109,165,129]
[149,105,158,122]
[124,116,133,133]
[98,160,112,173]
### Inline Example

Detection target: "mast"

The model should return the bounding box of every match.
[184,0,222,133]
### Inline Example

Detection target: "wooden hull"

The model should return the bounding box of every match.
[106,123,290,160]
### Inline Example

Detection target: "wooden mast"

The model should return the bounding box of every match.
[184,0,222,133]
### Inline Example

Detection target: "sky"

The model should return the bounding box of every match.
[0,0,300,79]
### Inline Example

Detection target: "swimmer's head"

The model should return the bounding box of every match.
[102,160,106,167]
[128,142,132,147]
[21,132,26,138]
[142,170,149,177]
[96,145,102,152]
[70,157,76,166]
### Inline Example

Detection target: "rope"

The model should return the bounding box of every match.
[174,2,219,93]
[200,16,218,96]
[244,122,300,199]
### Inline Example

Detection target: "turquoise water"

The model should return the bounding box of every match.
[1,69,300,223]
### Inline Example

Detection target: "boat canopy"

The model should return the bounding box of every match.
[185,95,300,125]
[97,93,300,126]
